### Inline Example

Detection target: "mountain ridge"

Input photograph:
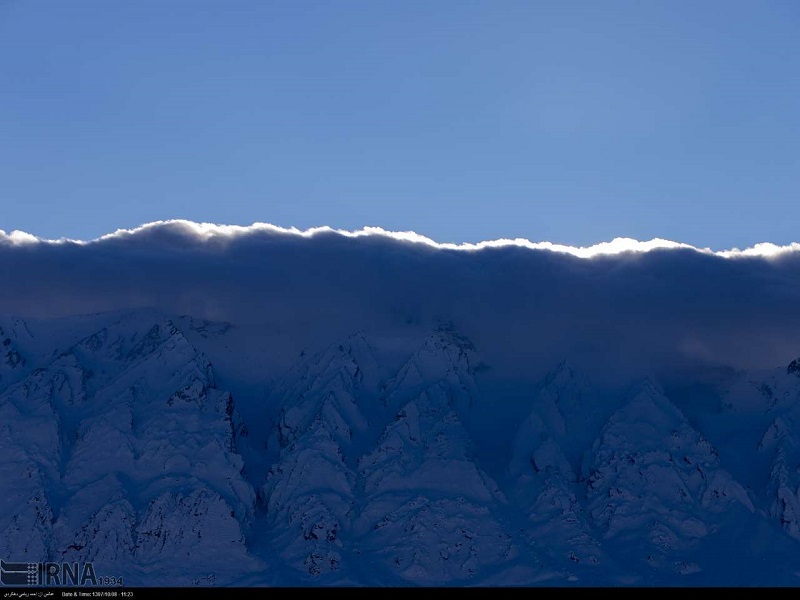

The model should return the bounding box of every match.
[2,309,800,585]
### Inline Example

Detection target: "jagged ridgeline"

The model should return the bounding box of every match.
[2,313,800,585]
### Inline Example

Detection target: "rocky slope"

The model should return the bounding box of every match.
[2,312,800,585]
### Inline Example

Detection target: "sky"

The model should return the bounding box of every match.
[1,1,799,248]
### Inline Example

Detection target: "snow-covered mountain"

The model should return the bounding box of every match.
[259,334,378,579]
[3,310,800,586]
[353,329,519,584]
[0,316,257,585]
[584,380,753,578]
[507,361,610,579]
[0,317,33,386]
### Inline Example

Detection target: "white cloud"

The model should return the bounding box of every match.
[0,220,797,259]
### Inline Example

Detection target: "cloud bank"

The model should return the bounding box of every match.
[2,220,800,380]
[4,219,800,258]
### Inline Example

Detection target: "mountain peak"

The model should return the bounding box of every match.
[542,359,593,393]
[412,325,477,375]
[787,358,800,376]
[428,323,476,352]
[0,318,33,384]
[384,326,480,418]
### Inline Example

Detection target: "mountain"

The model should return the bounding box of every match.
[259,334,378,579]
[0,317,33,386]
[0,315,257,585]
[353,330,520,584]
[755,358,800,541]
[585,380,759,580]
[508,362,609,580]
[2,310,800,585]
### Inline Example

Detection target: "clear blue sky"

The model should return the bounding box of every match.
[1,1,798,248]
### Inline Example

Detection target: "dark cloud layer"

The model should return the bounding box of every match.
[2,222,800,380]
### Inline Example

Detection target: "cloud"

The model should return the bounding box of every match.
[3,219,800,258]
[1,220,799,382]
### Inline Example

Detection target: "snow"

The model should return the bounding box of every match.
[2,308,800,585]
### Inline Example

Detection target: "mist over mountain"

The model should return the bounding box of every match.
[4,221,800,379]
[3,221,800,585]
